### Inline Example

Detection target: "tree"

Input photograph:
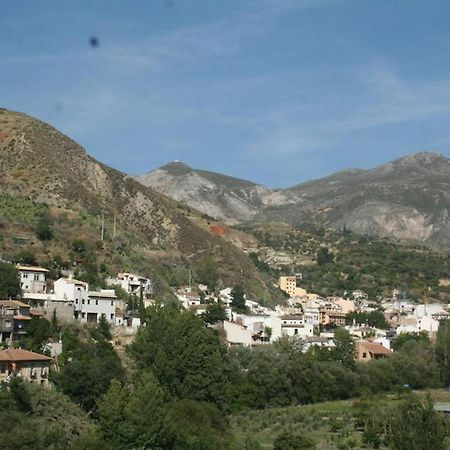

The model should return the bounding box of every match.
[36,210,54,241]
[273,432,316,450]
[202,302,228,325]
[128,304,232,408]
[55,339,124,412]
[231,284,246,313]
[241,346,294,408]
[196,256,218,291]
[98,374,168,450]
[164,399,233,450]
[14,249,37,265]
[0,380,105,450]
[346,310,389,329]
[387,394,446,450]
[24,317,52,352]
[0,262,21,298]
[316,247,333,266]
[392,332,429,352]
[436,319,450,385]
[95,314,112,341]
[264,326,273,341]
[138,286,146,322]
[332,328,356,369]
[71,239,87,254]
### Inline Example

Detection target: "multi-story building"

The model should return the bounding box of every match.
[303,306,320,326]
[0,300,32,342]
[0,348,52,386]
[279,275,307,298]
[107,272,153,297]
[54,278,89,304]
[17,265,49,294]
[77,290,117,324]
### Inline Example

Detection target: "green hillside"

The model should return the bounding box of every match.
[0,108,272,297]
[242,223,450,301]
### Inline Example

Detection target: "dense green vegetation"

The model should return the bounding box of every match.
[0,261,20,298]
[245,224,450,301]
[3,307,450,449]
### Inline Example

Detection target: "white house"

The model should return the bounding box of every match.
[54,278,89,305]
[281,322,314,338]
[17,265,49,294]
[303,306,320,326]
[108,272,153,297]
[280,314,304,326]
[303,335,335,352]
[236,314,282,343]
[222,321,253,347]
[81,290,117,324]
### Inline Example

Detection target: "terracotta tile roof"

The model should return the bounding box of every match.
[0,349,52,362]
[30,309,45,316]
[358,341,393,355]
[14,315,32,321]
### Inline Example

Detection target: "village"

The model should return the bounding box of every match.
[1,262,447,386]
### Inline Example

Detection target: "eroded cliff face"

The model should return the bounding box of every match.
[137,152,450,248]
[136,162,271,224]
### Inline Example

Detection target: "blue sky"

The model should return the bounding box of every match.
[2,0,450,187]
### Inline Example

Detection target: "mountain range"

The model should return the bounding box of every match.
[137,152,450,248]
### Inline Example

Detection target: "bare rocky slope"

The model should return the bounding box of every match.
[137,152,450,248]
[136,162,271,224]
[260,152,450,248]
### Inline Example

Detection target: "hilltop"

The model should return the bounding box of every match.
[136,161,270,224]
[0,108,272,297]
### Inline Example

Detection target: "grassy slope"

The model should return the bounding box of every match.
[231,389,450,449]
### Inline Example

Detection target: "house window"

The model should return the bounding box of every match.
[82,312,86,318]
[110,314,114,320]
[87,299,90,305]
[294,329,298,335]
[82,299,85,304]
[111,301,114,306]
[34,275,40,281]
[75,299,78,304]
[23,274,28,278]
[96,300,98,305]
[362,352,367,358]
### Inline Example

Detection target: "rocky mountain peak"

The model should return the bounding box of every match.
[159,161,193,176]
